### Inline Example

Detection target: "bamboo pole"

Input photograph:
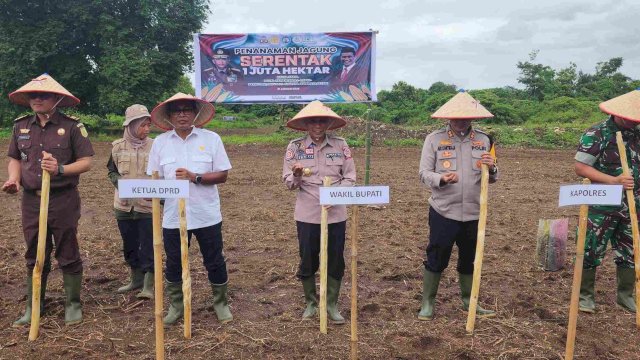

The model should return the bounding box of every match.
[178,198,192,339]
[615,131,640,328]
[28,171,50,341]
[364,107,372,186]
[350,205,360,358]
[152,171,165,360]
[320,176,331,334]
[564,178,590,360]
[466,164,489,333]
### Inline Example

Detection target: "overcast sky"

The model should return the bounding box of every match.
[199,0,640,92]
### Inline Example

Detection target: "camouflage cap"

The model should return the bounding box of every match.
[123,104,151,127]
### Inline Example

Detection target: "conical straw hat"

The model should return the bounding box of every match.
[286,100,347,131]
[150,93,215,131]
[599,89,640,122]
[8,73,80,107]
[431,90,493,120]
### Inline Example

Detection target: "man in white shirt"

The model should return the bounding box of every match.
[147,93,233,325]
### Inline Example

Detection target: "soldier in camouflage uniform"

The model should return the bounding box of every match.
[574,88,640,314]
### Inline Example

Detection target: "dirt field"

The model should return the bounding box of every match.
[0,140,639,359]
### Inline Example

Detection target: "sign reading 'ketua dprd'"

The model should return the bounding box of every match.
[118,179,190,199]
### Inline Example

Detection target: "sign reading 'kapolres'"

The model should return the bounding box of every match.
[558,184,623,207]
[194,32,376,104]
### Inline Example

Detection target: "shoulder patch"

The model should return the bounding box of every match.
[63,113,80,121]
[77,123,88,137]
[13,114,31,123]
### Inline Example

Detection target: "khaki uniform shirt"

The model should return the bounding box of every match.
[419,125,498,222]
[283,134,356,224]
[111,138,153,213]
[7,112,94,191]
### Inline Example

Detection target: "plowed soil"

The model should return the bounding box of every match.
[0,140,638,359]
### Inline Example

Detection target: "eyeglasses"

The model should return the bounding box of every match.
[170,107,195,115]
[28,92,54,100]
[306,118,328,125]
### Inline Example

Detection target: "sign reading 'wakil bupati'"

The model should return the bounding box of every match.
[118,179,190,199]
[320,186,389,205]
[558,184,623,207]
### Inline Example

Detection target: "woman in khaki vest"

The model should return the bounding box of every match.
[107,104,154,298]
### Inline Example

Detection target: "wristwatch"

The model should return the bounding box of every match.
[194,174,203,184]
[57,164,65,177]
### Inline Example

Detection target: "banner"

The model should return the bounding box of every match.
[194,32,376,104]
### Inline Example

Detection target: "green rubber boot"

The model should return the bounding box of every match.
[579,268,596,313]
[616,267,636,313]
[63,273,83,326]
[211,283,233,323]
[117,268,144,293]
[301,276,318,320]
[136,272,154,299]
[327,277,345,324]
[163,281,183,325]
[418,269,442,320]
[13,274,48,327]
[459,273,496,318]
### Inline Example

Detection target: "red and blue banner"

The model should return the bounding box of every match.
[194,32,376,104]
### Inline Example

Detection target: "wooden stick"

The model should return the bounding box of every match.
[466,164,489,333]
[319,176,331,334]
[565,178,590,360]
[28,171,50,341]
[178,198,192,339]
[152,172,165,360]
[615,131,640,328]
[350,205,360,356]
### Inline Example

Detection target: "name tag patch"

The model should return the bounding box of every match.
[18,135,30,140]
[326,153,343,160]
[437,145,455,151]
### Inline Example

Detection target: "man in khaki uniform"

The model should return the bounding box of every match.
[2,74,94,326]
[417,90,498,320]
[107,104,154,299]
[282,100,356,323]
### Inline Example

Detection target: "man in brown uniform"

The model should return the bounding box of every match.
[417,90,498,320]
[282,100,356,323]
[2,74,94,326]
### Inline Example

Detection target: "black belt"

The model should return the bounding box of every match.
[24,186,75,196]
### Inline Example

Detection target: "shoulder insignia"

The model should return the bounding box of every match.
[230,68,242,73]
[13,114,31,123]
[77,123,89,137]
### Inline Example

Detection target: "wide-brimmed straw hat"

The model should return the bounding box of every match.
[8,73,80,107]
[123,104,151,127]
[286,100,347,131]
[431,90,493,120]
[150,92,215,131]
[599,88,640,122]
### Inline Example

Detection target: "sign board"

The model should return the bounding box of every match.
[558,184,623,207]
[118,179,190,199]
[222,115,236,121]
[319,186,389,205]
[194,31,376,104]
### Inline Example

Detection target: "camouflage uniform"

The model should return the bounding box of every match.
[575,116,640,269]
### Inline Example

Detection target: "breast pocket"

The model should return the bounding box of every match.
[117,154,131,175]
[471,150,484,172]
[17,139,33,161]
[435,150,457,173]
[192,155,212,173]
[160,157,177,178]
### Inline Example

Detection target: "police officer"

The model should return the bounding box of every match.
[147,92,233,324]
[417,90,497,320]
[2,74,94,326]
[574,89,640,314]
[107,104,154,299]
[204,48,242,86]
[282,100,356,323]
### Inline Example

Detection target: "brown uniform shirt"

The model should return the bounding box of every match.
[283,134,356,224]
[8,112,95,191]
[419,125,498,222]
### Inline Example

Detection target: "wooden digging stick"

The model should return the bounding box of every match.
[350,205,360,359]
[320,176,331,334]
[466,164,489,333]
[615,131,640,328]
[565,178,590,360]
[152,172,165,360]
[178,198,192,339]
[28,171,50,341]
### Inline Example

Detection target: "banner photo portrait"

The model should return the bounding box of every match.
[194,32,376,104]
